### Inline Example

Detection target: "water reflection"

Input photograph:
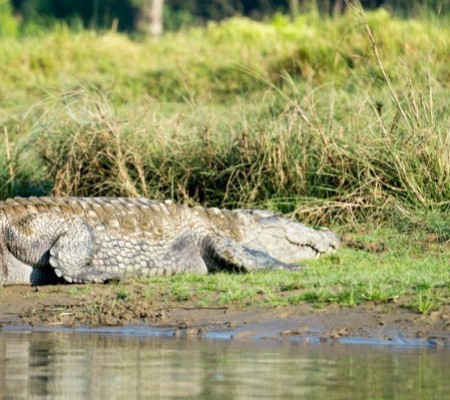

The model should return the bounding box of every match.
[1,330,449,399]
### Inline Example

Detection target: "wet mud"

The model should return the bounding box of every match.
[0,284,449,346]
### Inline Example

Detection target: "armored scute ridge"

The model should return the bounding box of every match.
[0,197,340,285]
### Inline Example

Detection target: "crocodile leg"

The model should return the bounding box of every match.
[6,213,118,284]
[204,236,304,272]
[48,223,120,283]
[161,233,209,275]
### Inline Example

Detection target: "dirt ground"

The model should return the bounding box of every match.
[1,284,449,346]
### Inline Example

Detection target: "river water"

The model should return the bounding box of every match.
[1,327,449,399]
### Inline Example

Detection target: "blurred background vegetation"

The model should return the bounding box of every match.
[1,0,449,35]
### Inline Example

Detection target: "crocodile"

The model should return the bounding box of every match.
[0,197,339,285]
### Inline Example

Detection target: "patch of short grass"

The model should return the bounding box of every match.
[68,286,92,296]
[404,290,445,315]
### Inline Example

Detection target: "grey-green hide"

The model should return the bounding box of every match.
[0,197,340,285]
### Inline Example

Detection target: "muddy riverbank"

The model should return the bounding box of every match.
[1,284,449,346]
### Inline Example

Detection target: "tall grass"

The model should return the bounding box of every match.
[1,8,449,227]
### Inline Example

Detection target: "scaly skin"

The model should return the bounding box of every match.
[0,197,340,285]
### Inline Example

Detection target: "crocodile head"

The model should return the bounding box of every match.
[239,211,340,264]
